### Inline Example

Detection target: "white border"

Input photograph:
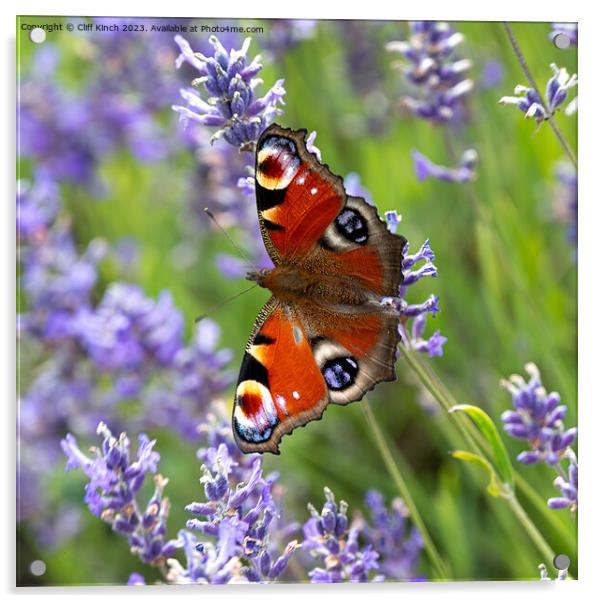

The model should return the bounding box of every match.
[3,0,600,601]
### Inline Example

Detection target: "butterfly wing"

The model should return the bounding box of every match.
[233,297,329,454]
[255,124,346,263]
[233,296,402,454]
[255,124,405,296]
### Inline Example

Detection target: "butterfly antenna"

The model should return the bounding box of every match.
[203,208,257,270]
[195,283,259,323]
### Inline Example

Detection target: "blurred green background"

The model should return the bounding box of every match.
[17,18,577,584]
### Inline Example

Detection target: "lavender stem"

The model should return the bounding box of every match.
[502,22,577,167]
[361,399,449,579]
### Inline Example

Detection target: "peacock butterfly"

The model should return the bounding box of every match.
[232,124,406,454]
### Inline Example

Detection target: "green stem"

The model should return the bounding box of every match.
[514,472,575,551]
[361,401,449,580]
[506,493,555,564]
[502,22,577,168]
[399,345,570,564]
[399,343,482,454]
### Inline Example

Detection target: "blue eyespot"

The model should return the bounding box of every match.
[322,356,359,391]
[335,208,368,245]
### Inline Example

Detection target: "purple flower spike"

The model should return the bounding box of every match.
[385,210,401,234]
[386,21,474,125]
[127,572,146,586]
[376,233,445,356]
[499,63,577,123]
[547,451,578,512]
[60,423,178,564]
[75,284,184,377]
[500,364,578,515]
[500,363,576,467]
[361,491,423,580]
[176,419,299,583]
[303,487,383,583]
[412,149,478,183]
[173,35,286,149]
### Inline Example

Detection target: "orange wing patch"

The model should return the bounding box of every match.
[233,302,329,454]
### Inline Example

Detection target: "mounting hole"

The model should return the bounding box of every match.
[30,559,46,576]
[553,33,571,50]
[553,553,570,571]
[29,27,47,44]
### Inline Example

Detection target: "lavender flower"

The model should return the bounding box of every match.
[412,149,478,183]
[60,406,302,585]
[183,441,299,583]
[17,177,234,548]
[17,178,106,341]
[173,35,285,149]
[303,487,382,583]
[550,23,577,47]
[501,363,578,513]
[500,363,576,466]
[384,231,445,357]
[499,63,577,122]
[127,572,146,585]
[548,451,578,512]
[361,490,423,580]
[16,177,60,240]
[173,35,285,279]
[386,21,473,124]
[19,42,169,193]
[344,172,373,204]
[262,20,317,60]
[141,320,234,440]
[182,128,272,279]
[75,284,184,376]
[61,423,180,565]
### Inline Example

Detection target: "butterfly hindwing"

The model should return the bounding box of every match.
[233,298,329,454]
[233,298,402,454]
[314,306,402,405]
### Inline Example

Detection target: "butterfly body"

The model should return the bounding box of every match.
[248,262,381,308]
[232,124,407,454]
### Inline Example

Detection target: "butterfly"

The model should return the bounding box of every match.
[232,124,406,454]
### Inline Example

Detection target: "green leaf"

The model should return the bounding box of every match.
[449,405,515,488]
[450,451,508,498]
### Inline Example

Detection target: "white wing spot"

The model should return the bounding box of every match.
[293,390,300,400]
[310,187,318,195]
[293,326,303,345]
[297,176,306,185]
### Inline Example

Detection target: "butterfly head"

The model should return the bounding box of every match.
[246,267,271,286]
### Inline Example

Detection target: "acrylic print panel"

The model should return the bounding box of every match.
[16,16,577,585]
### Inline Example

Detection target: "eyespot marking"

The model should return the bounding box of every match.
[335,208,368,245]
[257,136,301,191]
[234,380,278,443]
[322,356,359,391]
